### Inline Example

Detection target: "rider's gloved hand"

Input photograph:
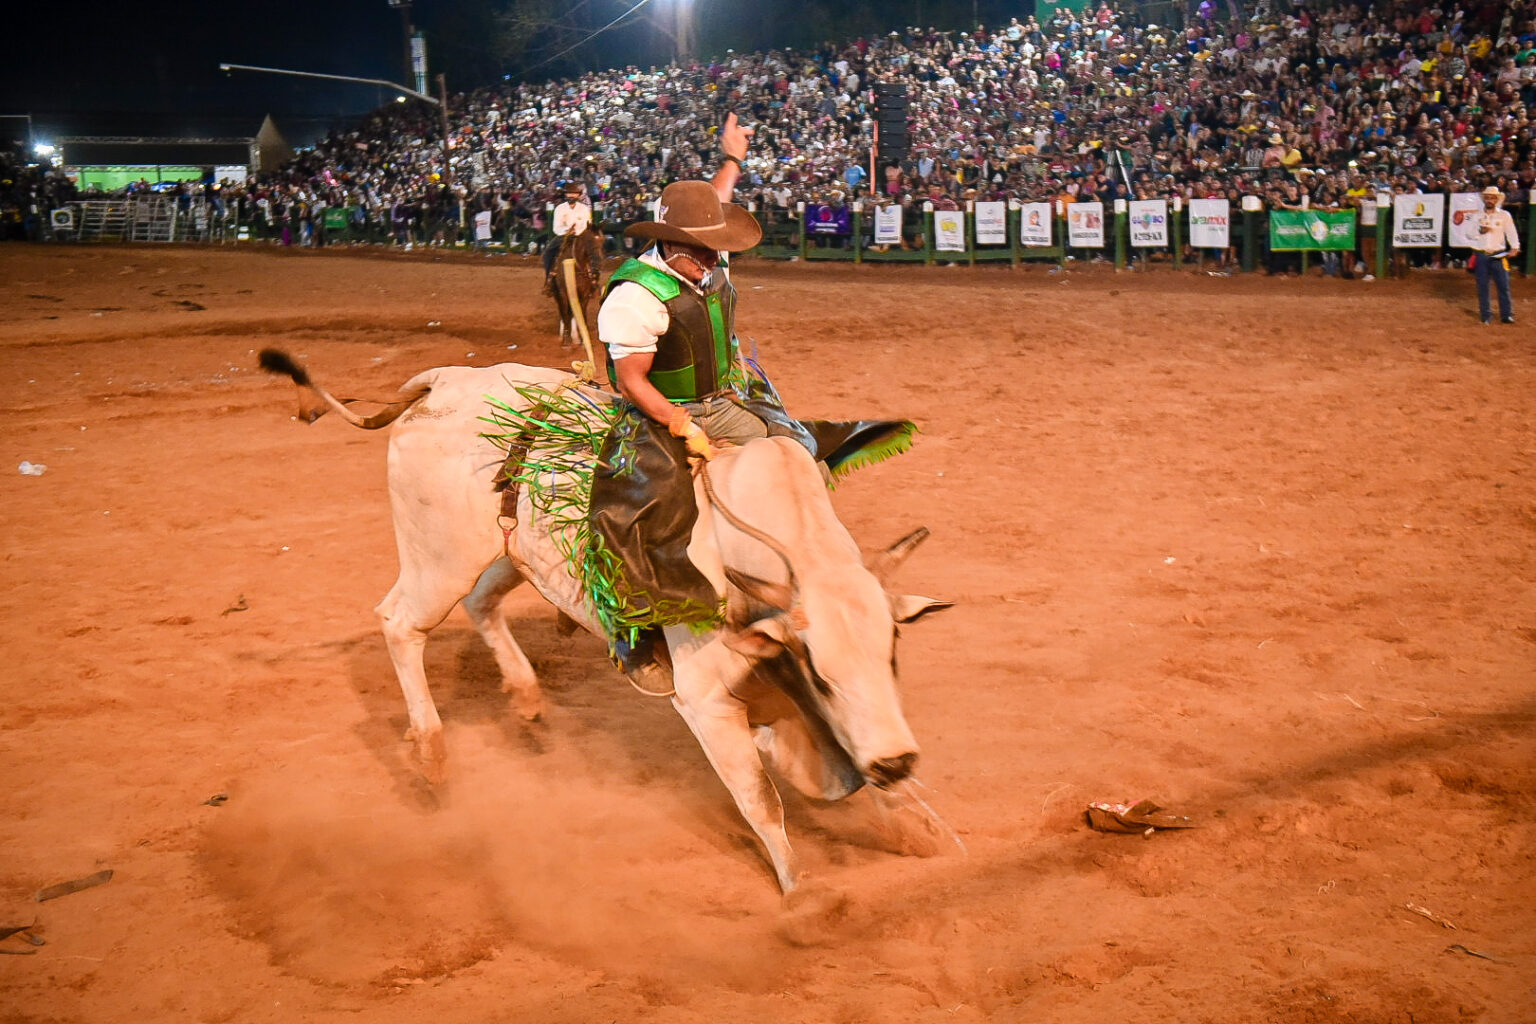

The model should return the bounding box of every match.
[668,408,721,461]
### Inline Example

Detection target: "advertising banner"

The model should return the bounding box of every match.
[873,203,902,245]
[1128,199,1169,247]
[807,203,852,235]
[1067,201,1104,248]
[975,201,1007,245]
[934,209,966,251]
[1447,192,1483,249]
[1018,202,1053,247]
[1391,193,1443,247]
[1269,210,1357,251]
[1187,198,1230,249]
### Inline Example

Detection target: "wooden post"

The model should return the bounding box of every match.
[1375,207,1388,280]
[967,203,976,267]
[1171,197,1183,270]
[1009,201,1020,268]
[1242,206,1258,273]
[1114,206,1127,270]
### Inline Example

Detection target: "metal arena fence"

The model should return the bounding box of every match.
[39,193,1536,281]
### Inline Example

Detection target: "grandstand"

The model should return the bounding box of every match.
[22,3,1536,271]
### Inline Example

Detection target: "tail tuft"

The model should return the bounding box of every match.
[257,348,310,387]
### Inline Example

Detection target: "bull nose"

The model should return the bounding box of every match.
[867,752,918,788]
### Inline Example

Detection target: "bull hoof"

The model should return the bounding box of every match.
[511,690,544,722]
[404,726,448,785]
[777,878,849,947]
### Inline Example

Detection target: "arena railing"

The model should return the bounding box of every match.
[46,192,1534,281]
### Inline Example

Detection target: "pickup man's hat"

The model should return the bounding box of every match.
[624,180,762,252]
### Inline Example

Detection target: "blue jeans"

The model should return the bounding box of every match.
[1475,253,1513,321]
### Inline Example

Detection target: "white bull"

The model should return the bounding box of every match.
[260,351,946,894]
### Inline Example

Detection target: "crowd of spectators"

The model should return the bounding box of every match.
[32,2,1536,256]
[0,141,76,241]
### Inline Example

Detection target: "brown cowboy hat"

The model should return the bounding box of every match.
[624,180,762,252]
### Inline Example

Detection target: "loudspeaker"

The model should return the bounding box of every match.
[875,81,905,97]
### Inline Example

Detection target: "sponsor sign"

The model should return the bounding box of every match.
[933,209,966,251]
[873,203,902,245]
[1447,192,1485,249]
[1129,199,1168,247]
[1067,201,1104,247]
[1187,198,1229,249]
[807,203,851,235]
[1269,210,1356,251]
[1391,193,1443,248]
[975,201,1007,245]
[1018,202,1053,247]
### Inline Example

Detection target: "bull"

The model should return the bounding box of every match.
[259,350,948,894]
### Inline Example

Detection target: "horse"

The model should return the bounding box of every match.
[544,225,604,349]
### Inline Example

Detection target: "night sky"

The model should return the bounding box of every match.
[5,1,1031,144]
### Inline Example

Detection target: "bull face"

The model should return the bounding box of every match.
[727,566,947,790]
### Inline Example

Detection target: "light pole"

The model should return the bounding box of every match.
[387,0,414,88]
[676,0,696,62]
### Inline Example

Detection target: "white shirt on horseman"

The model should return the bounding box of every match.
[598,246,729,362]
[553,199,591,236]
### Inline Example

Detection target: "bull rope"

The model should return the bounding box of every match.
[695,458,798,587]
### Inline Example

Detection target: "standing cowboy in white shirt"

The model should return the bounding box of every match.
[1473,185,1521,325]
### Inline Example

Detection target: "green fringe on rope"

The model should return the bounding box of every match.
[479,383,718,652]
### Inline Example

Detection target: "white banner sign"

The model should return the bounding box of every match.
[1187,198,1230,249]
[1018,202,1053,247]
[873,203,903,245]
[1067,202,1104,248]
[934,209,966,252]
[1392,193,1444,248]
[1128,199,1169,247]
[1447,192,1484,249]
[975,201,1007,245]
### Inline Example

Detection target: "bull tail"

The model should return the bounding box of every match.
[257,348,425,429]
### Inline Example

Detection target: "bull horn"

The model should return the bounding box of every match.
[724,567,794,613]
[890,593,952,623]
[867,526,931,583]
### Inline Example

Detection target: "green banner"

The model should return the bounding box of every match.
[1268,210,1356,251]
[322,206,350,231]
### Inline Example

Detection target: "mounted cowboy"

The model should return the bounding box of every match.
[543,180,600,289]
[591,113,916,676]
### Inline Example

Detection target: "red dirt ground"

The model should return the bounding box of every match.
[1,244,1533,1024]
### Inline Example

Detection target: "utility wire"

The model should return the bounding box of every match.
[522,0,658,75]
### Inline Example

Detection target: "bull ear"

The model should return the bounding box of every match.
[724,615,795,660]
[867,526,931,584]
[889,593,952,623]
[724,567,794,612]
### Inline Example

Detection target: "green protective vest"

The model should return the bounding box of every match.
[603,258,739,402]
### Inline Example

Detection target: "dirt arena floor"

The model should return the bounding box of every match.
[1,243,1533,1024]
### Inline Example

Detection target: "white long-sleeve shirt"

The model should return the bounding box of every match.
[552,200,591,236]
[1474,207,1520,256]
